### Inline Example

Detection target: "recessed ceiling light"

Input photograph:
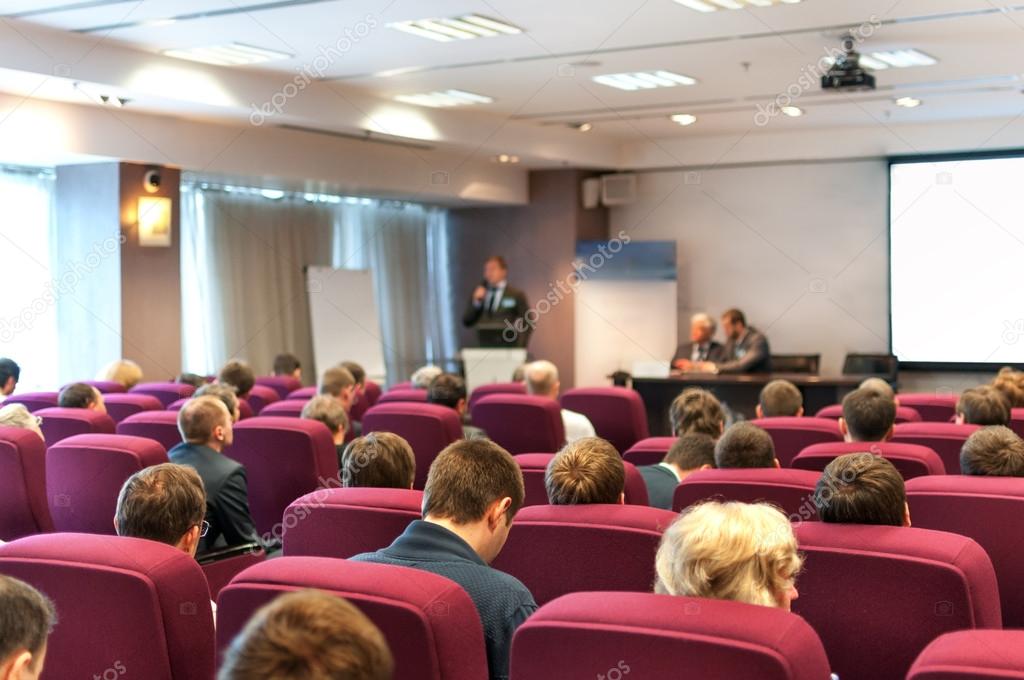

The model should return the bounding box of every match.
[895,96,922,108]
[674,0,801,12]
[781,105,803,117]
[163,43,292,66]
[593,70,697,91]
[495,154,520,164]
[670,113,697,126]
[389,14,523,42]
[394,89,494,108]
[572,122,593,132]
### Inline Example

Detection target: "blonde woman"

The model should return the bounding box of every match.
[655,501,801,610]
[100,359,143,389]
[0,403,44,442]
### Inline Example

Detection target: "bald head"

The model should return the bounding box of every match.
[525,360,560,399]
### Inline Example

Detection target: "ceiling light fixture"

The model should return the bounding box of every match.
[670,113,698,126]
[495,154,520,164]
[673,0,801,12]
[572,122,593,132]
[781,105,803,117]
[389,14,523,42]
[163,43,292,66]
[394,89,494,108]
[895,96,922,108]
[593,70,697,91]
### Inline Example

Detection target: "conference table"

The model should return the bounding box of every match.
[632,373,872,436]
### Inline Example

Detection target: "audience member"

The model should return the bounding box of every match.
[524,360,595,444]
[410,365,442,389]
[99,359,143,389]
[168,396,259,552]
[511,364,526,383]
[341,361,366,405]
[0,575,56,680]
[272,353,302,381]
[218,589,393,680]
[956,386,1011,426]
[176,372,208,389]
[756,379,804,418]
[961,425,1024,476]
[545,437,624,505]
[351,439,536,680]
[714,422,779,469]
[321,366,361,436]
[858,377,897,403]
[219,359,255,399]
[426,373,487,439]
[654,501,800,610]
[302,395,350,460]
[0,358,19,399]
[638,433,715,510]
[340,432,415,489]
[671,312,726,371]
[57,382,107,415]
[704,309,771,374]
[0,403,44,441]
[991,368,1024,408]
[195,382,241,422]
[813,453,910,526]
[114,463,207,556]
[839,387,896,443]
[668,388,725,438]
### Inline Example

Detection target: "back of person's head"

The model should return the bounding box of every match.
[410,365,442,389]
[961,425,1024,476]
[320,366,355,397]
[545,437,624,505]
[757,380,803,417]
[992,369,1024,408]
[426,373,466,410]
[341,362,366,387]
[957,386,1011,426]
[100,359,143,389]
[0,403,44,441]
[714,422,777,469]
[115,463,206,552]
[218,589,393,680]
[841,387,897,442]
[524,360,559,397]
[663,432,716,471]
[176,372,208,389]
[341,433,415,489]
[511,364,527,382]
[858,377,895,401]
[195,383,240,422]
[654,502,801,609]
[58,382,100,409]
[219,359,255,397]
[423,439,524,524]
[0,357,20,392]
[178,396,231,446]
[814,453,908,526]
[302,395,350,437]
[669,388,724,438]
[273,353,301,377]
[0,575,56,678]
[721,308,746,327]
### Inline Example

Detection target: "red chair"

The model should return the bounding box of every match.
[75,380,126,394]
[35,407,115,444]
[513,453,649,507]
[245,384,280,414]
[793,521,1001,680]
[287,385,317,400]
[101,393,162,424]
[560,387,650,453]
[468,381,526,410]
[167,396,254,420]
[389,381,414,391]
[116,410,181,451]
[217,557,488,680]
[0,534,214,680]
[46,434,167,534]
[1010,407,1024,438]
[815,403,922,424]
[471,394,565,454]
[673,468,820,520]
[254,375,302,400]
[908,630,1024,679]
[0,427,52,540]
[257,399,307,418]
[350,379,384,422]
[750,417,842,467]
[622,436,677,466]
[129,381,195,407]
[377,388,429,404]
[511,593,832,680]
[492,504,677,605]
[362,403,463,489]
[897,393,960,422]
[282,487,424,558]
[792,441,945,480]
[892,422,980,474]
[2,391,58,412]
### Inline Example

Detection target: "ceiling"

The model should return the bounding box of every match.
[1,0,1024,159]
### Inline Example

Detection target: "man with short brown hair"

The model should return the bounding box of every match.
[341,433,415,489]
[0,575,55,680]
[814,453,911,526]
[351,439,536,680]
[756,379,803,418]
[840,387,897,443]
[961,426,1024,476]
[218,589,393,680]
[320,365,361,436]
[669,388,725,438]
[638,433,715,510]
[195,382,241,423]
[956,386,1011,426]
[219,359,256,398]
[272,353,302,381]
[114,463,207,556]
[57,382,106,415]
[302,395,350,460]
[545,437,624,505]
[714,422,779,469]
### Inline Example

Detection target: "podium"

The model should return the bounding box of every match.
[462,348,527,395]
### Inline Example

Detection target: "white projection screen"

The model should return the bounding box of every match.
[890,154,1024,367]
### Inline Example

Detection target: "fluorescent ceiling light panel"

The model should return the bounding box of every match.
[163,42,291,66]
[389,14,522,42]
[593,70,697,91]
[394,89,494,108]
[674,0,801,11]
[895,96,922,108]
[781,105,803,117]
[671,114,697,125]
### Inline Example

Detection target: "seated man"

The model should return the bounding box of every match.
[272,353,302,382]
[991,368,1024,408]
[714,422,780,469]
[0,575,55,680]
[427,373,487,439]
[524,360,595,444]
[219,590,393,680]
[219,359,256,400]
[756,379,803,418]
[956,386,1011,426]
[701,308,771,374]
[114,463,207,557]
[839,387,896,443]
[351,439,537,680]
[176,373,207,389]
[671,312,726,372]
[341,361,367,408]
[859,377,897,402]
[961,426,1024,476]
[195,382,241,423]
[0,358,19,401]
[340,432,415,489]
[669,388,725,438]
[638,433,715,510]
[302,395,350,462]
[57,382,107,415]
[545,437,624,505]
[813,453,911,526]
[320,366,361,436]
[410,365,442,389]
[168,396,260,553]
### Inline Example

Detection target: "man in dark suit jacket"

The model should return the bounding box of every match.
[638,433,716,510]
[463,256,531,347]
[168,396,259,554]
[709,308,772,374]
[671,312,727,370]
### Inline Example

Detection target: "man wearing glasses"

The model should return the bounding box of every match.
[114,462,209,557]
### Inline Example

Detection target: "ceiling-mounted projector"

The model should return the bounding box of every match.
[821,36,876,92]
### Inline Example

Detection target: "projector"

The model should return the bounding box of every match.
[821,37,876,92]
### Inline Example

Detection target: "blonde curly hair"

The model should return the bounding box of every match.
[100,359,143,389]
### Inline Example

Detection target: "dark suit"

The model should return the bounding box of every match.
[717,326,771,373]
[671,341,726,365]
[463,283,530,347]
[168,442,259,553]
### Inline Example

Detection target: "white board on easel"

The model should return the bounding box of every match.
[306,266,386,382]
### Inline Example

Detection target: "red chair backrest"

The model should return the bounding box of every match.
[908,630,1024,680]
[3,391,58,412]
[749,417,842,467]
[673,468,820,519]
[35,407,116,444]
[560,387,650,453]
[622,436,677,466]
[892,422,981,474]
[254,375,302,400]
[116,410,182,451]
[256,398,307,418]
[101,393,162,424]
[0,427,52,540]
[897,393,959,422]
[377,388,429,404]
[792,441,945,479]
[468,381,526,410]
[129,381,195,407]
[361,403,464,489]
[471,394,565,454]
[815,402,922,424]
[246,384,280,414]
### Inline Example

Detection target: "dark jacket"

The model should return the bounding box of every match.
[462,283,531,347]
[637,464,680,510]
[718,327,772,373]
[671,340,727,365]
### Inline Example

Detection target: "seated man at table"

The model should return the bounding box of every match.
[697,309,771,374]
[715,422,780,469]
[669,388,725,438]
[756,379,803,418]
[638,433,715,510]
[671,313,726,372]
[839,387,896,443]
[955,386,1011,426]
